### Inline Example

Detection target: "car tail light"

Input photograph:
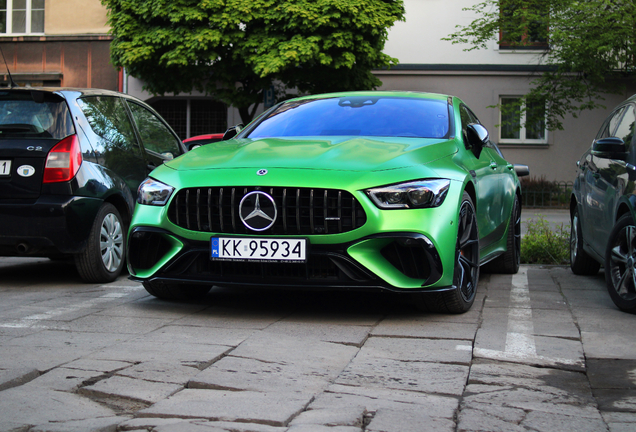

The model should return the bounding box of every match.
[43,135,82,183]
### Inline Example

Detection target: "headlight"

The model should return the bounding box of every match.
[366,179,450,209]
[137,178,175,206]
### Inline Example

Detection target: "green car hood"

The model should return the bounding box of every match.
[166,136,458,172]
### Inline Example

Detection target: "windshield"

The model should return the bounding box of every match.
[246,96,451,139]
[0,91,74,139]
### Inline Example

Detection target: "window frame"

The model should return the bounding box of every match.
[0,0,45,35]
[498,95,548,145]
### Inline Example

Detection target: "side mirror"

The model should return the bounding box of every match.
[222,124,244,141]
[466,123,489,158]
[592,137,627,160]
[514,164,530,177]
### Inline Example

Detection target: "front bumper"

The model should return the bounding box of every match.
[127,227,453,293]
[0,195,102,256]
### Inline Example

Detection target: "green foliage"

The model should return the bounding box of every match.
[520,216,570,265]
[444,0,636,131]
[102,0,405,123]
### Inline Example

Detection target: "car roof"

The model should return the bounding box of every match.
[287,90,453,103]
[0,87,143,102]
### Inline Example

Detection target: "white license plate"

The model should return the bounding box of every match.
[0,160,11,176]
[211,237,306,262]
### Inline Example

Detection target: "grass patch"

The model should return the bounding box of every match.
[520,215,570,265]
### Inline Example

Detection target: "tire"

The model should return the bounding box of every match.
[605,213,636,313]
[143,280,211,301]
[75,203,126,283]
[414,192,479,314]
[570,207,601,275]
[484,195,521,274]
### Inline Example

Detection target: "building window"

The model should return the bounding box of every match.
[150,98,227,141]
[499,1,548,50]
[499,96,547,144]
[0,0,45,34]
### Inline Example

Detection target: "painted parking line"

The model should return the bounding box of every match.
[0,284,143,329]
[474,267,583,369]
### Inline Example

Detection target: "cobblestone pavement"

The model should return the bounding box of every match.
[0,257,634,431]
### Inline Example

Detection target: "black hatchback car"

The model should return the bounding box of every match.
[0,88,185,282]
[570,93,636,313]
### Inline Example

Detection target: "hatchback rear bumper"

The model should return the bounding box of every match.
[0,195,102,256]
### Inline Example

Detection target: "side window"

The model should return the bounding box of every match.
[598,107,625,140]
[127,101,181,159]
[77,96,141,157]
[459,105,479,144]
[614,105,635,148]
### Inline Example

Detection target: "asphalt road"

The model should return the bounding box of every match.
[0,256,634,431]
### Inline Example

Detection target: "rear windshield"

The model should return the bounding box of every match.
[0,91,74,139]
[245,96,451,139]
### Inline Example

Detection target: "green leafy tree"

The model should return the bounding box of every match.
[102,0,405,124]
[445,0,636,130]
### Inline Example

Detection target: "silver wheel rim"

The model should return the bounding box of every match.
[570,213,579,263]
[609,225,636,301]
[100,213,123,272]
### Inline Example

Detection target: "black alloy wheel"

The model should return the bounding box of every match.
[414,191,479,314]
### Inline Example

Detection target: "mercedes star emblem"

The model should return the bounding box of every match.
[257,169,268,176]
[239,191,277,231]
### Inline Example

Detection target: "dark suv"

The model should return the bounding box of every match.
[570,93,636,313]
[0,88,185,282]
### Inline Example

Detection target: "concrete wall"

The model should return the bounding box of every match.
[45,0,109,35]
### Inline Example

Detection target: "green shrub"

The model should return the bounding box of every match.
[520,216,570,265]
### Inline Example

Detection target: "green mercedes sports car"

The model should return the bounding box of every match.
[128,91,526,313]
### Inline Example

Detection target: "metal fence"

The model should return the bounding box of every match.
[520,181,573,208]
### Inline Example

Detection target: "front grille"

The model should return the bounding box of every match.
[167,187,367,235]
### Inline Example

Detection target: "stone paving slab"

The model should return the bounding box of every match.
[288,407,364,428]
[116,360,202,385]
[263,320,371,346]
[25,367,104,392]
[190,355,335,394]
[352,336,472,365]
[30,416,131,432]
[335,356,469,396]
[139,389,311,426]
[0,367,39,391]
[139,324,255,347]
[371,318,478,340]
[0,386,116,429]
[62,358,133,373]
[0,345,88,370]
[86,340,233,368]
[581,332,636,360]
[228,331,359,369]
[80,374,184,404]
[122,418,290,432]
[366,408,455,432]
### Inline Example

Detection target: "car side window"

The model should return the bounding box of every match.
[77,96,141,157]
[598,107,625,140]
[459,105,480,146]
[127,101,181,159]
[614,105,635,148]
